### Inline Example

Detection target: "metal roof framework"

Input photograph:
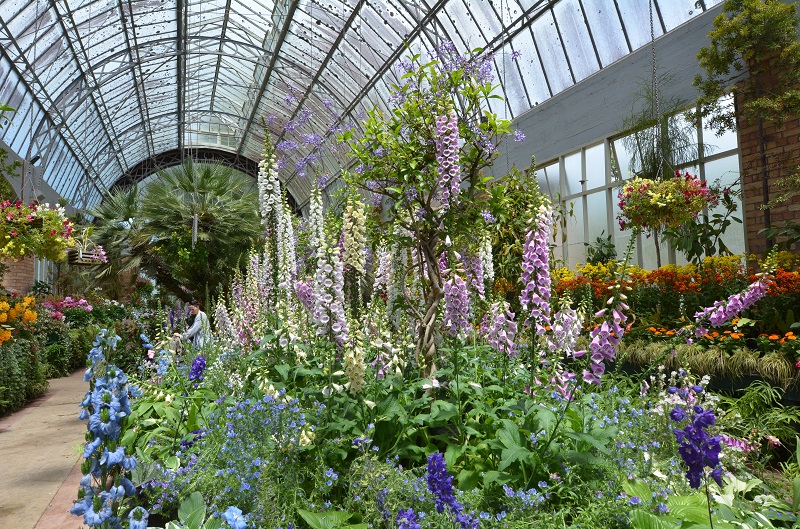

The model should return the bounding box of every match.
[0,0,720,211]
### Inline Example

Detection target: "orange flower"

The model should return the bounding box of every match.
[666,330,675,336]
[769,334,780,341]
[788,335,797,341]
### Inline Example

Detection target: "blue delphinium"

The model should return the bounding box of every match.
[671,404,723,489]
[426,453,478,529]
[189,355,206,382]
[129,506,149,529]
[397,508,421,529]
[72,330,147,528]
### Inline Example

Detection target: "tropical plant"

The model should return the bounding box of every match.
[92,160,262,301]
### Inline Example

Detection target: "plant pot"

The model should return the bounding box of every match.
[68,248,102,265]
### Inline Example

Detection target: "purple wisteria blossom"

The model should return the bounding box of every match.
[486,301,518,357]
[435,110,461,210]
[519,205,553,334]
[442,275,471,339]
[693,278,770,337]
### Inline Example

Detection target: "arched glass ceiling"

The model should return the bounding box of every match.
[0,0,722,211]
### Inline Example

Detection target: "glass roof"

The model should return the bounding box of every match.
[0,0,721,210]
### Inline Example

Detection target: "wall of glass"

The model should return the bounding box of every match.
[537,108,744,270]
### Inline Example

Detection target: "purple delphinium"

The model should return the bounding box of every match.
[427,453,461,514]
[694,278,770,337]
[442,275,472,339]
[435,110,461,210]
[188,356,206,382]
[519,205,553,334]
[671,405,723,489]
[396,509,421,529]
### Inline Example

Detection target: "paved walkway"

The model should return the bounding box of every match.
[0,370,89,529]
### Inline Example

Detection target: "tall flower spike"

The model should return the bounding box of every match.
[435,109,461,210]
[519,204,553,334]
[442,274,472,340]
[308,187,324,251]
[479,232,494,288]
[486,301,518,357]
[342,194,367,273]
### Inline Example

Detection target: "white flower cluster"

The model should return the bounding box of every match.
[342,195,367,273]
[213,299,236,345]
[276,202,296,293]
[312,240,349,346]
[343,333,366,394]
[372,246,391,296]
[258,151,282,222]
[479,233,494,287]
[308,187,324,251]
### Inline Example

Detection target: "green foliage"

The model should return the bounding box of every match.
[91,160,261,301]
[585,231,617,265]
[161,492,223,529]
[662,182,742,265]
[717,380,800,450]
[690,0,800,133]
[0,337,48,415]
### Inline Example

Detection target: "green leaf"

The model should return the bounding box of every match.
[203,517,223,529]
[298,510,354,529]
[793,476,800,512]
[445,443,466,468]
[456,469,480,491]
[667,494,710,525]
[482,470,513,487]
[274,364,291,381]
[497,419,521,448]
[629,510,671,529]
[499,445,534,471]
[178,492,206,528]
[430,400,459,423]
[564,431,612,455]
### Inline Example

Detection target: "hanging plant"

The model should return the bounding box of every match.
[0,200,74,262]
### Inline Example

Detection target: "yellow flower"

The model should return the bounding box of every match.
[22,309,37,324]
[0,313,7,323]
[0,302,10,312]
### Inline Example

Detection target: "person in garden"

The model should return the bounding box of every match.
[174,299,209,348]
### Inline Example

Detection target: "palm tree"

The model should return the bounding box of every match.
[91,160,262,301]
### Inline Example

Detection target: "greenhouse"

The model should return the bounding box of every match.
[1,0,800,527]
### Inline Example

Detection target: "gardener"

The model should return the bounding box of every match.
[174,299,209,348]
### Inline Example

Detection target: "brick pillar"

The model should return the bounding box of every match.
[737,56,800,256]
[2,255,35,294]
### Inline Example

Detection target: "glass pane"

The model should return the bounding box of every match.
[581,0,629,65]
[530,10,573,95]
[538,163,558,198]
[563,151,582,196]
[586,190,608,242]
[657,0,706,31]
[553,1,599,82]
[616,0,663,51]
[701,95,738,154]
[584,143,605,190]
[612,136,635,181]
[565,197,584,247]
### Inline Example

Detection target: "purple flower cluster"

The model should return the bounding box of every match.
[546,306,584,358]
[583,301,628,385]
[519,206,553,334]
[671,405,723,489]
[442,275,472,339]
[463,254,485,300]
[694,278,770,337]
[435,110,461,210]
[189,355,206,382]
[294,279,315,312]
[396,508,421,529]
[426,454,478,529]
[486,301,518,357]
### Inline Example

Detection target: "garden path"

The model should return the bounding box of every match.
[0,369,88,529]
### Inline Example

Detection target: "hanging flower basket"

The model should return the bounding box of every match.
[68,248,104,265]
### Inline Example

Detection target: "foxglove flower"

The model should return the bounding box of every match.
[694,278,770,336]
[435,110,461,210]
[486,301,518,357]
[442,275,472,339]
[312,241,349,346]
[463,253,485,300]
[294,278,315,312]
[479,233,494,288]
[547,306,584,358]
[309,187,324,252]
[344,333,366,395]
[519,204,553,334]
[342,195,367,273]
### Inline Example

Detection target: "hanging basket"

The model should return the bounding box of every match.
[68,248,103,265]
[30,217,43,229]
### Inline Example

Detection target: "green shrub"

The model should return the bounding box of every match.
[0,337,48,416]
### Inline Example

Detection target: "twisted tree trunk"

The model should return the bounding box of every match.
[416,237,443,376]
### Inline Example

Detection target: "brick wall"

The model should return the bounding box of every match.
[737,56,800,256]
[2,256,35,294]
